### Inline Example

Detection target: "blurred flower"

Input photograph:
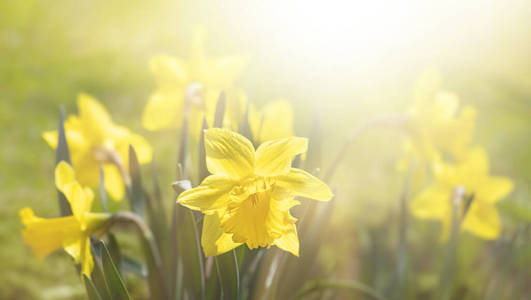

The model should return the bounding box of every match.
[411,147,513,240]
[249,100,294,144]
[43,93,152,201]
[398,70,476,189]
[19,162,110,277]
[142,27,248,137]
[177,128,332,256]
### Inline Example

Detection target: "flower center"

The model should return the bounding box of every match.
[185,82,205,108]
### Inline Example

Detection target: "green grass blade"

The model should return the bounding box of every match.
[213,91,226,128]
[83,274,103,300]
[126,145,144,216]
[98,241,131,300]
[238,101,253,144]
[289,279,386,300]
[198,117,209,183]
[215,249,240,300]
[55,106,72,216]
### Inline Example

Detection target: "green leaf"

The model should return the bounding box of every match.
[55,106,72,216]
[99,165,108,212]
[213,91,226,128]
[198,117,209,183]
[126,145,144,216]
[98,241,131,300]
[498,201,531,223]
[238,101,253,144]
[90,243,111,300]
[83,274,103,300]
[121,255,147,277]
[176,207,206,299]
[215,249,240,300]
[107,233,122,271]
[177,110,190,179]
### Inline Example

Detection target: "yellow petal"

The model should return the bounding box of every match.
[77,93,113,144]
[55,161,76,193]
[62,182,94,227]
[142,92,183,131]
[127,134,153,164]
[477,177,514,203]
[275,168,332,201]
[177,175,235,213]
[201,213,242,257]
[19,208,80,260]
[255,137,307,176]
[64,237,94,278]
[410,185,450,219]
[209,55,249,88]
[273,224,299,257]
[104,165,125,202]
[204,128,255,179]
[461,201,501,239]
[255,101,294,144]
[149,55,188,89]
[43,131,58,148]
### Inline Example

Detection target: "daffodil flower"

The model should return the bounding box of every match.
[142,27,248,136]
[411,147,513,240]
[20,162,110,277]
[249,100,294,144]
[177,128,332,256]
[43,93,152,201]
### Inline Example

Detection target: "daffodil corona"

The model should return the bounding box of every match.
[43,93,152,201]
[20,162,110,277]
[177,128,332,256]
[411,147,513,240]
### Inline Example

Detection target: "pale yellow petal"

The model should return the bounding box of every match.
[43,131,58,148]
[104,165,125,202]
[64,237,94,278]
[201,213,241,257]
[19,208,80,260]
[461,201,501,240]
[62,182,93,226]
[477,177,514,203]
[255,137,307,176]
[149,55,188,89]
[273,224,299,257]
[142,92,183,131]
[256,101,294,143]
[77,93,113,144]
[55,161,76,193]
[275,168,332,201]
[410,185,450,219]
[177,175,235,213]
[204,128,255,179]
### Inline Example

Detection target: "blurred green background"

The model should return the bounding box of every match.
[1,0,530,299]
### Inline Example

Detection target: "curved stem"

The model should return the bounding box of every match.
[95,212,169,299]
[290,279,387,300]
[323,114,405,183]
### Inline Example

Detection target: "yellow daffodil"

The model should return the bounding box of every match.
[20,162,110,277]
[397,70,476,190]
[43,93,152,201]
[411,147,513,240]
[177,128,332,256]
[142,27,248,137]
[249,100,294,144]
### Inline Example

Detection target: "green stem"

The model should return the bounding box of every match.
[323,115,405,183]
[439,186,466,300]
[290,279,386,300]
[99,212,169,300]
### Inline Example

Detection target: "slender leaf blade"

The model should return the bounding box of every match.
[99,241,131,300]
[84,274,103,300]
